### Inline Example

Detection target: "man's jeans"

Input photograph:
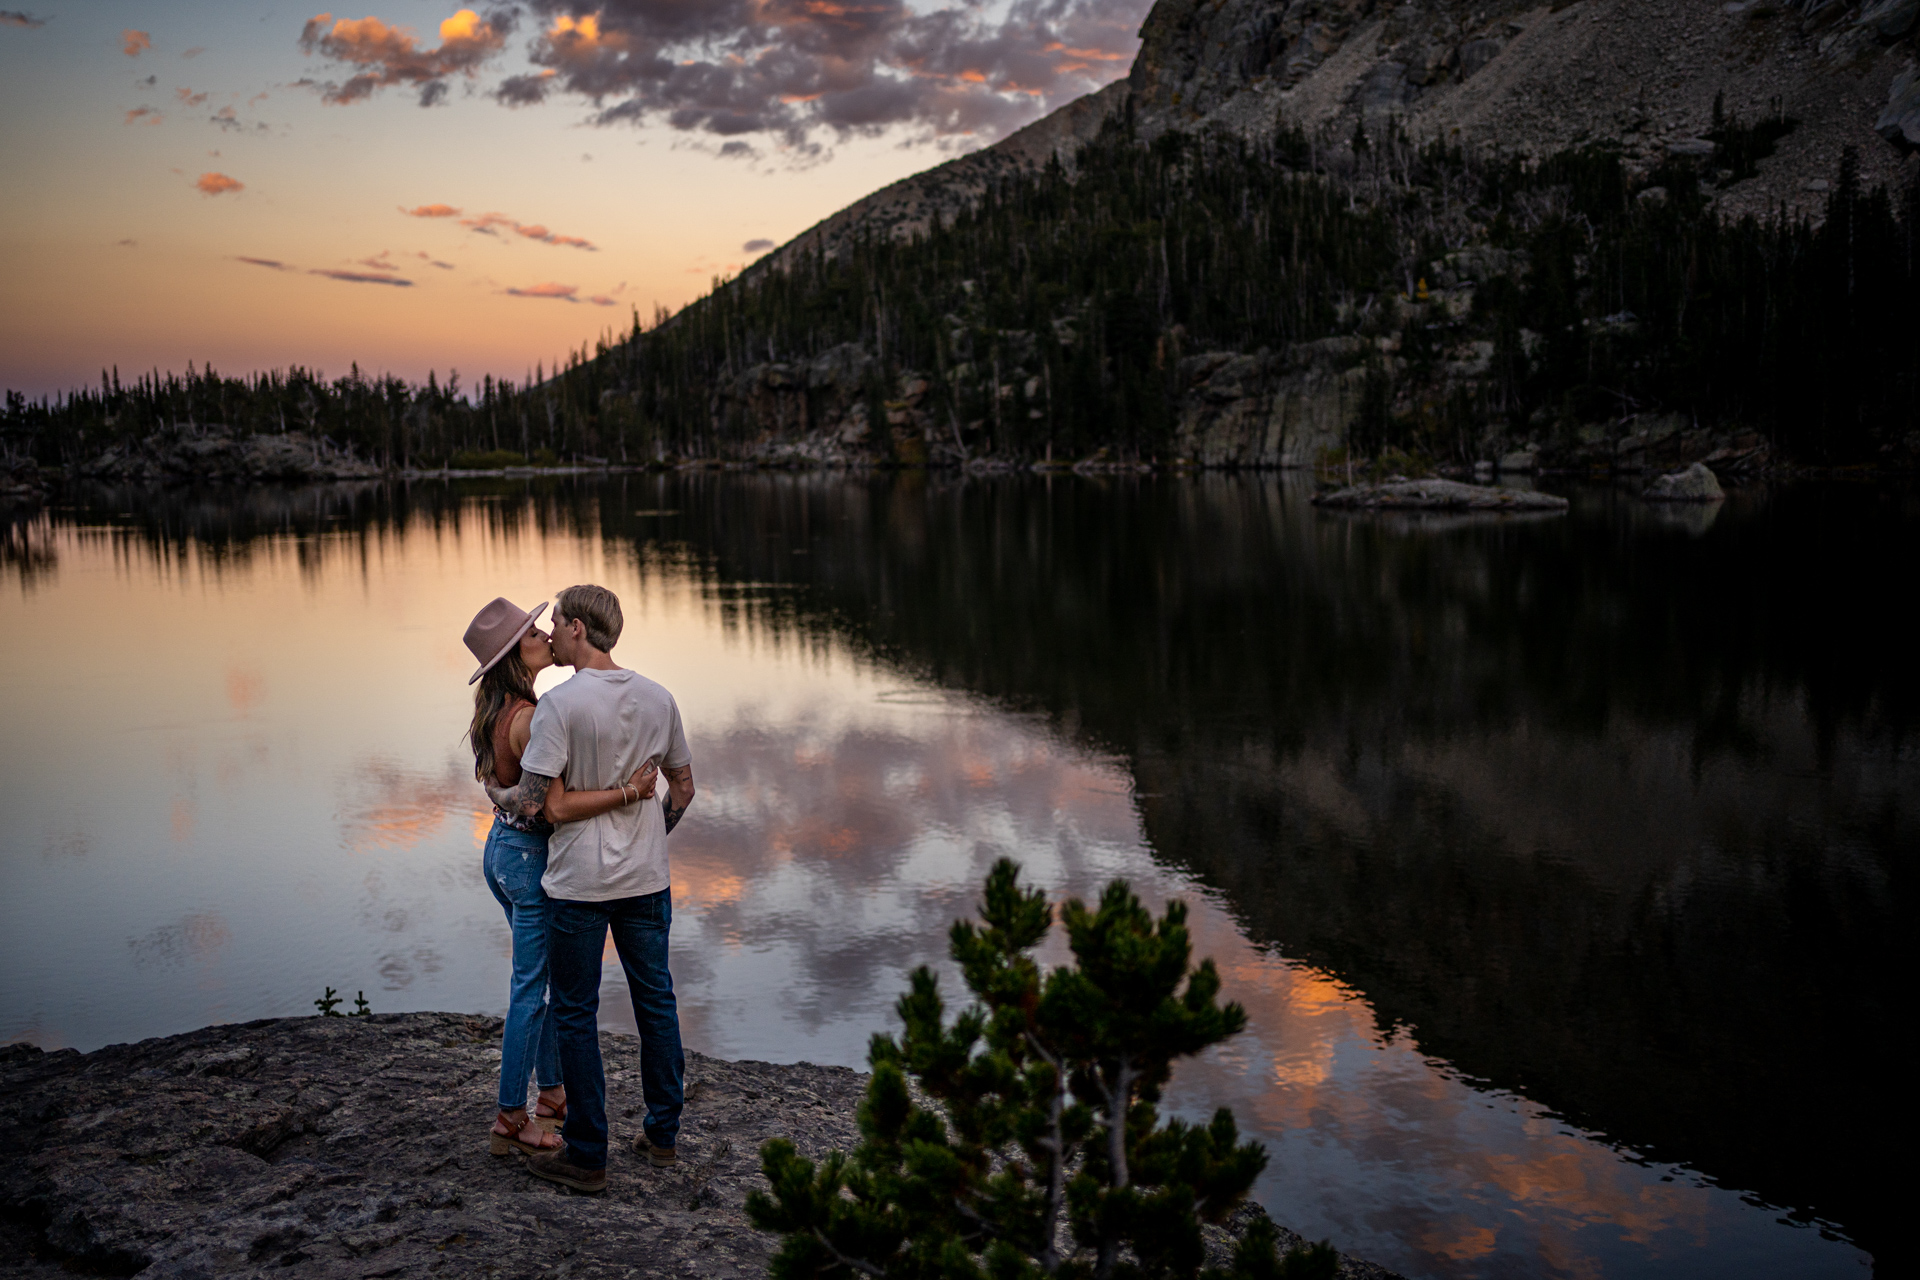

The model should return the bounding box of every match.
[481,821,562,1111]
[546,888,685,1169]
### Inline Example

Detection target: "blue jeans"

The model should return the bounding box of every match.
[547,888,685,1169]
[482,821,562,1110]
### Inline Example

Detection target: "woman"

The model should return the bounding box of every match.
[463,596,657,1156]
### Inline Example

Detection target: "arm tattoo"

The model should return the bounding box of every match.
[662,797,685,834]
[500,771,553,818]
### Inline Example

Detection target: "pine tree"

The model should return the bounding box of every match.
[747,858,1338,1280]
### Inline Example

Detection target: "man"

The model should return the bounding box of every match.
[485,583,695,1193]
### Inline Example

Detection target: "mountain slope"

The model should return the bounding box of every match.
[771,0,1917,261]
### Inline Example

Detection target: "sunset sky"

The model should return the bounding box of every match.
[0,0,1143,399]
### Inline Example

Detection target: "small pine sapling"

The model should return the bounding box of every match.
[350,991,372,1017]
[747,857,1337,1280]
[313,987,343,1017]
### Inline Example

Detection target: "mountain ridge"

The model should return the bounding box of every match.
[757,0,1918,269]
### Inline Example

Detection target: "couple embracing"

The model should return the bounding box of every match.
[461,584,694,1194]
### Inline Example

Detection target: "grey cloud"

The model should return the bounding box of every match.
[310,268,414,286]
[742,238,774,253]
[1,10,46,28]
[515,0,1146,151]
[494,72,551,105]
[210,106,269,132]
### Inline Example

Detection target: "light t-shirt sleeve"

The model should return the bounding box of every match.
[518,696,569,779]
[661,698,691,771]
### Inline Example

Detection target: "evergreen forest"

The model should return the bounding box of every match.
[5,114,1916,469]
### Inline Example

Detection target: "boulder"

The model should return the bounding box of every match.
[1860,0,1920,40]
[1457,37,1503,80]
[1878,68,1920,151]
[1642,462,1726,502]
[1498,449,1539,474]
[1313,478,1569,511]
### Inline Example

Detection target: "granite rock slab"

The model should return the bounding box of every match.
[0,1014,1400,1280]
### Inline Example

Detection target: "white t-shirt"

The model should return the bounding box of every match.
[519,667,692,902]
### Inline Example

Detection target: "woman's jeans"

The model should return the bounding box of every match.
[482,820,562,1110]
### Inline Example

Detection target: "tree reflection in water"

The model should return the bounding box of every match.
[632,471,1910,1276]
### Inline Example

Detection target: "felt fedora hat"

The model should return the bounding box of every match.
[464,596,549,685]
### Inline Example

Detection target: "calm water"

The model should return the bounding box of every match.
[0,475,1907,1280]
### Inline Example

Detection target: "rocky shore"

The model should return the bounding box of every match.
[0,1013,1399,1280]
[73,428,380,485]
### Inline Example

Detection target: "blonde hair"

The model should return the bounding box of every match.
[555,584,623,653]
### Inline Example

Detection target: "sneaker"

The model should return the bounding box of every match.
[632,1131,678,1168]
[525,1146,607,1193]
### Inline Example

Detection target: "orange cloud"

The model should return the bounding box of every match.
[122,28,151,57]
[176,87,208,106]
[298,8,506,106]
[1041,42,1128,61]
[588,294,618,306]
[124,106,162,126]
[194,171,242,195]
[401,202,461,218]
[458,211,597,250]
[504,282,577,300]
[548,12,602,43]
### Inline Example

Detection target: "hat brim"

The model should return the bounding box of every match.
[468,601,549,684]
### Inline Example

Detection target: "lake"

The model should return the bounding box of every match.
[0,473,1906,1279]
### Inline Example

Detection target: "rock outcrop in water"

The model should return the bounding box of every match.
[0,1013,1397,1280]
[1313,478,1571,511]
[1641,461,1728,502]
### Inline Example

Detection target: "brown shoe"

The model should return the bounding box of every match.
[525,1146,607,1193]
[632,1131,677,1168]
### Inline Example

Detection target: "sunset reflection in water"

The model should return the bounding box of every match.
[0,488,1870,1280]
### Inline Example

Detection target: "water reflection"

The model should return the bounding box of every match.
[631,472,1908,1275]
[0,475,1899,1280]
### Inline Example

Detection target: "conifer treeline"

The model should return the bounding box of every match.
[0,349,640,470]
[5,119,1916,467]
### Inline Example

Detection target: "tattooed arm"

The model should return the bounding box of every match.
[484,770,554,819]
[661,763,695,834]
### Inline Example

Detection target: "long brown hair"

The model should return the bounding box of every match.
[470,648,538,782]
